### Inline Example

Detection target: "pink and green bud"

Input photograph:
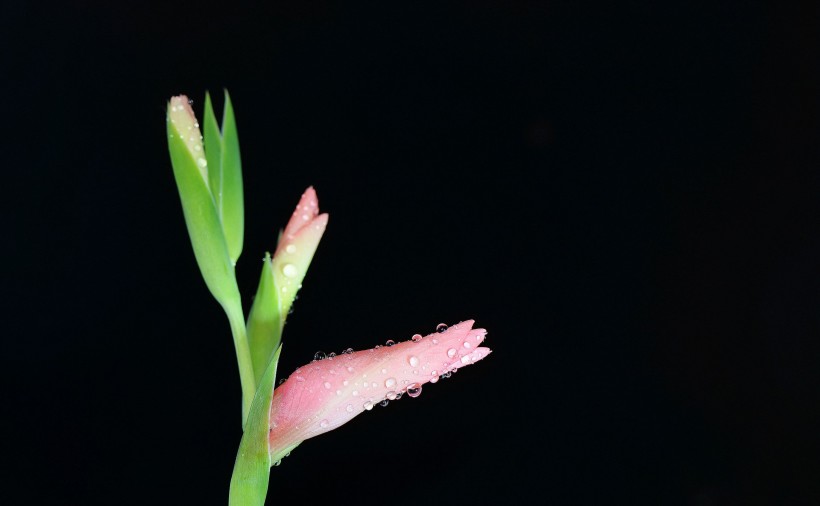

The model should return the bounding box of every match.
[166,95,239,310]
[267,320,491,459]
[271,186,328,311]
[246,187,328,385]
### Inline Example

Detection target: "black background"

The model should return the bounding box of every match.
[4,1,819,504]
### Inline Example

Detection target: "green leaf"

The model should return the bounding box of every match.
[229,345,282,506]
[166,104,239,309]
[220,91,245,265]
[203,92,223,213]
[247,253,284,386]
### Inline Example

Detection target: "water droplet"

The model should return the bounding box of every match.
[386,390,397,400]
[363,401,374,410]
[328,352,336,358]
[463,341,472,349]
[295,376,305,382]
[343,380,349,386]
[461,355,470,364]
[408,355,420,367]
[447,348,457,358]
[278,378,285,385]
[336,390,342,395]
[314,351,327,361]
[282,263,298,278]
[193,145,201,151]
[441,371,452,379]
[352,390,359,396]
[280,286,288,293]
[342,348,354,355]
[407,383,422,398]
[272,460,281,467]
[385,339,395,347]
[432,339,439,344]
[285,244,296,254]
[347,366,354,373]
[430,375,439,384]
[436,323,448,333]
[320,419,329,428]
[346,404,354,412]
[379,399,389,407]
[323,382,331,389]
[384,377,397,388]
[411,333,423,342]
[196,157,207,168]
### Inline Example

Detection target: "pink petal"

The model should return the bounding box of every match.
[275,187,322,256]
[268,320,491,453]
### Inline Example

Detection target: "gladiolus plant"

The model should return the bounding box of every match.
[166,92,491,505]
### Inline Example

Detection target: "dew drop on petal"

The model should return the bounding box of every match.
[343,380,349,386]
[463,341,472,349]
[295,376,305,382]
[386,390,397,400]
[314,351,327,361]
[282,263,298,278]
[347,366,354,373]
[436,323,448,333]
[363,401,374,411]
[411,333,423,342]
[196,157,207,168]
[320,419,329,428]
[408,355,420,367]
[447,348,457,358]
[461,355,470,364]
[346,404,354,412]
[441,371,452,379]
[384,377,397,388]
[385,339,395,347]
[432,339,439,345]
[323,382,331,389]
[336,390,342,395]
[352,390,359,396]
[285,244,296,254]
[379,399,389,407]
[342,348,354,355]
[407,383,422,398]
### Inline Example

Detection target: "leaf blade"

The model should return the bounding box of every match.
[229,345,282,506]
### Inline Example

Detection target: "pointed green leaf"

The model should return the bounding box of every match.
[220,91,245,264]
[203,92,223,212]
[229,345,282,506]
[247,253,284,386]
[166,101,239,308]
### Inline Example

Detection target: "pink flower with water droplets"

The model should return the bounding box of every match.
[268,320,491,456]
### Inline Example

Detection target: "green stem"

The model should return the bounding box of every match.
[225,301,256,426]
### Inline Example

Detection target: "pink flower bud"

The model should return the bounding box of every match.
[268,320,491,454]
[270,187,328,303]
